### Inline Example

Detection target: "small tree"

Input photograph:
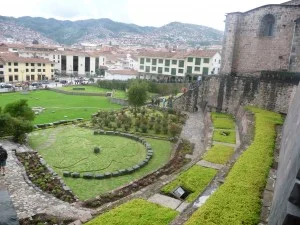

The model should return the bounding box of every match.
[4,99,35,121]
[127,80,148,113]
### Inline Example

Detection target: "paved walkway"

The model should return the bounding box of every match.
[36,127,63,150]
[0,139,94,223]
[180,111,205,162]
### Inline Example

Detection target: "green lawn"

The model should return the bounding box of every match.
[211,112,235,129]
[203,144,234,165]
[85,199,178,225]
[0,90,121,124]
[185,107,283,225]
[29,126,172,200]
[60,85,128,99]
[161,165,217,202]
[213,129,236,144]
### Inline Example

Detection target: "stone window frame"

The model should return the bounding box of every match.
[260,14,276,37]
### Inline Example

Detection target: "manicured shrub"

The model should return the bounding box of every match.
[203,144,234,164]
[185,107,283,225]
[84,199,178,225]
[140,124,148,133]
[161,165,217,202]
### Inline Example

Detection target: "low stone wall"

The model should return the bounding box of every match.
[48,88,106,96]
[109,97,129,106]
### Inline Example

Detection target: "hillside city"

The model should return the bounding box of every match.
[1,0,300,225]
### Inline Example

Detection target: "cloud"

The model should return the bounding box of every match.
[0,0,287,30]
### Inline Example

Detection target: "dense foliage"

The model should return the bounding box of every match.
[0,100,34,143]
[85,199,178,225]
[185,107,283,225]
[128,80,149,109]
[161,165,217,202]
[203,144,234,164]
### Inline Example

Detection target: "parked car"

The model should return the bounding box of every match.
[31,82,42,87]
[41,80,49,84]
[0,83,13,88]
[60,80,68,84]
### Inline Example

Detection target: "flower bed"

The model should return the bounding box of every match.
[85,199,178,225]
[185,107,283,225]
[161,165,217,202]
[16,152,76,203]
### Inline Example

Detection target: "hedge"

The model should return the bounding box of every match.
[161,165,217,202]
[185,107,283,225]
[203,144,234,165]
[84,198,178,225]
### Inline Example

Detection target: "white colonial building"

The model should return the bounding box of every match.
[138,50,221,82]
[105,69,138,81]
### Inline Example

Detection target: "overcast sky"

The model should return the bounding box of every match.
[0,0,286,30]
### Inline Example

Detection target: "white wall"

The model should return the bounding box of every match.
[78,56,85,76]
[105,72,137,81]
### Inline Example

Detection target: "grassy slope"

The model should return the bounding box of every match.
[185,107,283,225]
[29,126,172,200]
[85,199,178,225]
[203,144,234,165]
[0,90,121,124]
[212,129,236,144]
[161,165,217,202]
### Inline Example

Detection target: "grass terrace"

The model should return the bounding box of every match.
[60,85,128,99]
[85,199,178,225]
[203,144,234,165]
[185,107,283,225]
[29,126,172,200]
[161,165,217,202]
[0,90,121,124]
[211,112,236,144]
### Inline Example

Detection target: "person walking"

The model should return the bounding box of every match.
[0,145,8,176]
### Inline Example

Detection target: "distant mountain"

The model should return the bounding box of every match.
[0,16,223,46]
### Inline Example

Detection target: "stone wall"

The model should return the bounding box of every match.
[220,4,300,74]
[198,75,297,114]
[173,75,298,115]
[269,83,300,224]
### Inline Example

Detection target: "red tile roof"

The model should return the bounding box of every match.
[107,69,139,75]
[139,50,220,59]
[0,53,54,64]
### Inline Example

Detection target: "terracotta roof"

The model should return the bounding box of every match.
[107,69,139,75]
[0,53,54,64]
[186,50,220,58]
[0,43,25,49]
[139,50,219,59]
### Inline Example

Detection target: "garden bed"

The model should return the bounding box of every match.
[19,214,74,225]
[203,144,234,165]
[161,165,217,202]
[91,106,186,139]
[185,107,283,225]
[85,199,178,225]
[16,152,76,203]
[82,139,194,208]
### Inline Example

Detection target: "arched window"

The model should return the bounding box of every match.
[260,14,275,37]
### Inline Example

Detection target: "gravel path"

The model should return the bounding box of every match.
[180,111,205,162]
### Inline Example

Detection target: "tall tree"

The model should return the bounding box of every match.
[127,80,148,112]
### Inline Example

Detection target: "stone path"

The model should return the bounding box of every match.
[180,111,205,162]
[0,139,94,223]
[36,127,63,150]
[197,160,223,170]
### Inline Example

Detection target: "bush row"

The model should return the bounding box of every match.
[35,118,84,129]
[62,130,153,179]
[185,107,283,225]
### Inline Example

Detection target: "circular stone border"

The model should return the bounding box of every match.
[63,130,153,180]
